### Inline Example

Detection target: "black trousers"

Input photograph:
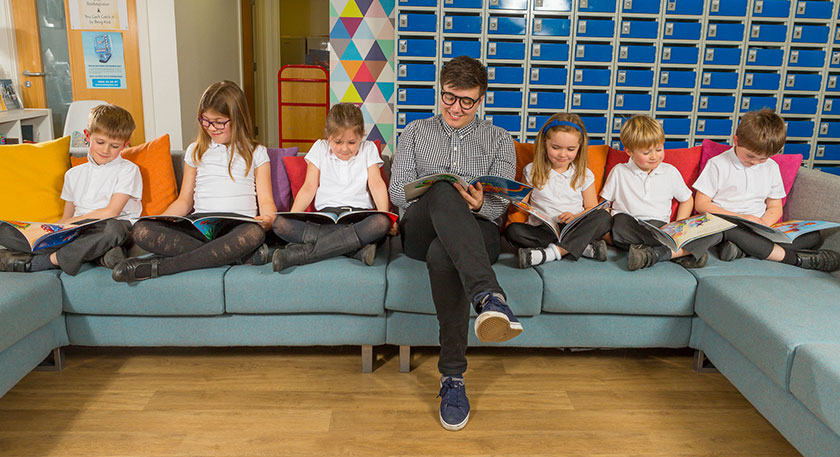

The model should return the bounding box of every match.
[505,209,612,260]
[611,213,722,260]
[723,227,821,259]
[400,182,503,376]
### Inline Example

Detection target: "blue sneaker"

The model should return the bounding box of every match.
[438,376,470,431]
[473,291,523,343]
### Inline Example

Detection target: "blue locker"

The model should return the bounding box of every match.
[397,88,436,106]
[618,45,656,63]
[621,20,658,39]
[696,118,733,136]
[618,69,655,87]
[788,49,826,67]
[665,0,703,15]
[785,120,814,138]
[699,95,736,112]
[623,0,659,14]
[836,26,840,44]
[752,0,791,17]
[823,98,840,115]
[398,13,436,32]
[743,72,781,90]
[399,0,437,6]
[749,23,787,42]
[397,111,434,128]
[614,93,651,111]
[528,91,566,109]
[443,15,481,34]
[818,122,840,137]
[700,71,738,89]
[442,40,481,58]
[443,0,482,7]
[397,63,436,82]
[577,19,615,38]
[611,116,626,134]
[571,92,609,110]
[816,144,840,160]
[487,41,525,60]
[792,25,830,44]
[532,43,569,61]
[746,48,784,66]
[398,39,436,57]
[657,94,694,112]
[527,115,553,133]
[832,51,840,68]
[740,96,777,112]
[532,18,571,36]
[709,0,746,16]
[530,67,567,85]
[707,23,745,41]
[489,66,524,84]
[784,73,821,91]
[816,167,840,176]
[581,116,607,134]
[660,70,697,88]
[796,1,833,19]
[485,114,521,133]
[488,16,526,35]
[663,22,701,40]
[533,0,573,11]
[826,75,840,92]
[661,118,691,135]
[485,90,522,108]
[661,46,699,65]
[590,138,606,146]
[664,141,690,149]
[578,0,615,13]
[574,44,613,62]
[489,0,527,9]
[573,68,611,86]
[784,143,811,158]
[704,47,741,66]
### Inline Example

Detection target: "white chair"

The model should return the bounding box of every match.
[63,100,107,153]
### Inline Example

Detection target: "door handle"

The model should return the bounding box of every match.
[22,70,45,76]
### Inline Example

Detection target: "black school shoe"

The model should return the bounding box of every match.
[0,250,33,272]
[98,246,127,269]
[717,241,746,262]
[627,245,659,271]
[671,252,708,269]
[796,249,840,272]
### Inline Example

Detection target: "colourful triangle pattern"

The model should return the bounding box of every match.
[354,38,376,58]
[341,85,363,103]
[355,0,374,15]
[341,17,363,37]
[366,17,390,37]
[380,0,395,16]
[332,0,349,14]
[329,2,339,18]
[342,60,364,80]
[364,60,387,81]
[366,0,387,18]
[354,82,376,100]
[365,41,387,62]
[353,19,375,40]
[331,38,351,60]
[340,1,363,18]
[330,19,351,39]
[377,82,395,102]
[377,39,394,61]
[377,122,395,147]
[366,124,385,145]
[342,41,363,60]
[354,63,376,82]
[365,84,387,103]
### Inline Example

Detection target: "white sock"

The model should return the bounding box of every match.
[581,244,595,259]
[530,244,561,265]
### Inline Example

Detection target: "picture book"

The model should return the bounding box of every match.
[275,209,398,226]
[510,200,610,244]
[139,213,258,241]
[0,79,22,110]
[715,215,840,245]
[0,218,106,253]
[638,213,736,252]
[404,174,532,202]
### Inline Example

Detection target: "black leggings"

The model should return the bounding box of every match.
[723,227,821,259]
[505,209,612,260]
[611,213,722,260]
[272,207,390,246]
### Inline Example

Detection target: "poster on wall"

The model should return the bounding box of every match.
[69,0,128,30]
[82,32,127,89]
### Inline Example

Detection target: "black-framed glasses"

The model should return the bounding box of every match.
[440,91,479,110]
[198,116,231,130]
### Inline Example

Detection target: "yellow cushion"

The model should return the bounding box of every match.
[0,136,71,222]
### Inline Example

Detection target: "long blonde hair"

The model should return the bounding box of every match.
[192,80,257,178]
[530,113,589,190]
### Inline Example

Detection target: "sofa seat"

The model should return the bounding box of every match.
[224,244,389,315]
[687,255,836,281]
[539,248,697,316]
[60,264,228,316]
[790,343,840,437]
[0,272,63,352]
[695,276,840,391]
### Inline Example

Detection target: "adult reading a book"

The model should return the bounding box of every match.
[693,108,840,272]
[0,104,140,274]
[389,55,519,432]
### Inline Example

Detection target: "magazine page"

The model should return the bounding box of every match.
[0,219,104,252]
[650,213,736,251]
[509,200,561,240]
[557,201,610,241]
[770,220,840,241]
[404,173,468,201]
[472,176,533,202]
[714,214,791,245]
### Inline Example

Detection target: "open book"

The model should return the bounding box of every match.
[714,214,840,245]
[0,218,106,253]
[510,200,610,243]
[404,174,532,202]
[637,213,736,252]
[275,209,398,225]
[139,213,258,241]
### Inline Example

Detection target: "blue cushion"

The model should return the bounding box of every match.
[790,343,840,437]
[0,272,63,352]
[60,264,227,316]
[695,276,840,390]
[687,255,835,280]
[385,247,543,317]
[540,248,697,316]
[224,245,388,315]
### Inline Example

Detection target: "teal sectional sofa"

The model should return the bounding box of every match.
[1,155,838,457]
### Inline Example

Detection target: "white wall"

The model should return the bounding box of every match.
[0,0,17,81]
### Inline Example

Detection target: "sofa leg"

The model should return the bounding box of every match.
[694,349,718,373]
[399,345,411,373]
[35,347,64,372]
[361,345,373,373]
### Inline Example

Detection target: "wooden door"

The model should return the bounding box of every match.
[11,0,48,109]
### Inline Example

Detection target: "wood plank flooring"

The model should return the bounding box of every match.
[0,346,801,456]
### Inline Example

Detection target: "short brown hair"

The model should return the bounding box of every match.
[735,108,786,157]
[440,56,488,96]
[87,104,135,141]
[325,103,365,138]
[620,115,664,151]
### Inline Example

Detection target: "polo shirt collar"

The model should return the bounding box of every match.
[439,115,478,139]
[723,147,745,170]
[86,153,124,168]
[551,164,575,179]
[626,157,664,176]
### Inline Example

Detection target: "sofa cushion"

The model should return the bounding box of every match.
[695,276,840,390]
[266,146,298,212]
[283,155,317,212]
[60,264,227,315]
[224,244,388,316]
[790,343,840,436]
[540,248,697,316]
[385,239,543,316]
[0,136,71,222]
[0,272,63,352]
[685,255,835,281]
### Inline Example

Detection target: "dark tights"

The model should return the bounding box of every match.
[272,213,390,246]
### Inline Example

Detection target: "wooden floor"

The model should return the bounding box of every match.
[0,346,801,457]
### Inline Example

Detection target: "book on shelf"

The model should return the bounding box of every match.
[510,200,610,244]
[275,209,398,225]
[635,213,736,252]
[403,173,532,202]
[0,79,22,111]
[0,218,108,253]
[138,213,258,241]
[714,214,840,245]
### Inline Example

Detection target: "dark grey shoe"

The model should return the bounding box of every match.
[627,244,659,271]
[588,240,608,262]
[241,243,271,265]
[517,247,546,269]
[796,249,840,272]
[671,252,708,269]
[0,250,32,272]
[98,246,126,269]
[718,241,745,262]
[271,244,310,272]
[351,243,376,266]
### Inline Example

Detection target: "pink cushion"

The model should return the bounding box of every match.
[266,147,299,212]
[283,155,316,212]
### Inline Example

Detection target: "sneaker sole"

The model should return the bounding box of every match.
[474,311,523,343]
[440,411,470,431]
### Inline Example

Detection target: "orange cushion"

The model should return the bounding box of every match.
[70,134,177,216]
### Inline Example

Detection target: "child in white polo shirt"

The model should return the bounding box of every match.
[601,115,720,271]
[0,104,141,275]
[270,103,394,271]
[694,108,840,272]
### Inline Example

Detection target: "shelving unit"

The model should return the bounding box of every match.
[0,109,54,144]
[394,0,840,172]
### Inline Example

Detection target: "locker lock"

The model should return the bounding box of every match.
[489,17,498,31]
[576,44,586,59]
[398,64,407,77]
[533,44,541,57]
[751,25,760,39]
[398,89,407,102]
[662,47,671,60]
[741,97,751,110]
[836,28,840,42]
[820,123,829,135]
[711,0,720,13]
[620,46,629,59]
[825,99,834,112]
[531,68,540,81]
[444,42,453,55]
[612,141,621,149]
[536,0,543,7]
[745,74,754,86]
[790,50,799,64]
[616,94,624,107]
[830,76,837,89]
[573,93,582,106]
[580,0,588,8]
[528,117,537,129]
[445,16,453,30]
[697,120,706,132]
[398,113,406,126]
[660,72,669,85]
[622,22,631,35]
[578,20,587,35]
[665,23,674,36]
[700,97,709,109]
[793,26,802,40]
[705,49,715,62]
[786,75,796,87]
[708,24,717,38]
[754,1,763,14]
[613,118,623,131]
[488,67,496,80]
[833,52,840,65]
[446,0,453,3]
[399,40,407,53]
[399,15,407,28]
[529,93,538,105]
[797,2,807,15]
[486,92,495,104]
[490,0,499,5]
[667,1,676,12]
[574,69,584,83]
[748,49,757,63]
[624,0,633,10]
[817,145,825,158]
[485,115,493,122]
[618,70,626,84]
[783,98,792,111]
[657,95,667,109]
[534,19,542,33]
[702,72,711,85]
[488,42,497,56]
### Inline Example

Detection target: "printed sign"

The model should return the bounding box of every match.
[69,0,128,30]
[82,31,126,89]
